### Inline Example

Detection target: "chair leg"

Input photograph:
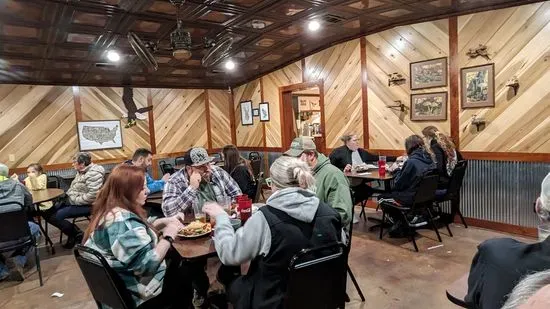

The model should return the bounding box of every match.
[347,264,365,302]
[457,210,468,228]
[379,210,385,240]
[34,244,43,286]
[426,208,442,243]
[359,201,365,219]
[445,222,454,237]
[410,232,419,252]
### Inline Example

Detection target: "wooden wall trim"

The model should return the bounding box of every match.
[229,88,237,145]
[301,58,306,83]
[360,37,369,149]
[462,152,550,162]
[72,86,82,121]
[204,89,213,150]
[260,77,266,148]
[449,17,459,148]
[147,88,157,155]
[9,157,127,174]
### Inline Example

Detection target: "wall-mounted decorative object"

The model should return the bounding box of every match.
[410,57,448,90]
[297,96,320,111]
[410,92,448,121]
[461,63,495,108]
[466,44,491,60]
[240,100,253,126]
[259,102,270,122]
[505,76,520,96]
[252,108,259,117]
[388,72,406,86]
[77,120,123,151]
[386,100,408,112]
[471,114,486,132]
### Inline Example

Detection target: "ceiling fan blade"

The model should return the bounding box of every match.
[202,35,233,67]
[128,32,159,72]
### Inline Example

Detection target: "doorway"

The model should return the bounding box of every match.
[279,80,325,154]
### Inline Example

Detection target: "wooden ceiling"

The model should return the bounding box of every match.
[0,0,542,89]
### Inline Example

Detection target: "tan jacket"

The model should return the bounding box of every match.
[67,163,105,205]
[24,174,53,210]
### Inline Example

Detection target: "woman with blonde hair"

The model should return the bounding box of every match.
[203,156,343,309]
[421,126,463,187]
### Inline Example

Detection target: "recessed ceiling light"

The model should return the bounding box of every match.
[225,59,235,70]
[308,20,321,32]
[106,50,120,62]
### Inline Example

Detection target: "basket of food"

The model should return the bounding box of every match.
[177,221,212,239]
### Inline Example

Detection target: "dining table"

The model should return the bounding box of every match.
[31,188,65,254]
[172,235,217,261]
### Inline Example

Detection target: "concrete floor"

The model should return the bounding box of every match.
[0,208,532,309]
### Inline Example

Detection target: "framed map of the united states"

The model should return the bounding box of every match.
[77,120,123,151]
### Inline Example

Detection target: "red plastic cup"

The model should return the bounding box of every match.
[378,155,386,177]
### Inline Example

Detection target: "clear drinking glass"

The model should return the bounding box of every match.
[219,196,232,215]
[538,224,550,242]
[192,201,206,223]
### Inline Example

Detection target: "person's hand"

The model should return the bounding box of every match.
[388,162,399,173]
[189,171,201,189]
[344,164,352,172]
[161,220,184,239]
[10,173,18,180]
[162,173,170,182]
[203,202,225,218]
[172,212,185,224]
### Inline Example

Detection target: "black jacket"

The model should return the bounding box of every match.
[428,140,464,188]
[228,164,256,199]
[465,237,550,309]
[390,149,435,205]
[329,145,397,171]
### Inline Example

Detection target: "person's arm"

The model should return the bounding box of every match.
[71,169,104,205]
[212,211,271,266]
[326,174,352,228]
[162,175,197,217]
[35,174,47,190]
[392,162,415,192]
[146,173,165,194]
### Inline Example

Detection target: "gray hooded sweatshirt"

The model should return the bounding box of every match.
[0,178,33,213]
[213,187,324,266]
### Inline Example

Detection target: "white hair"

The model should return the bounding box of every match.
[270,156,315,190]
[537,173,550,221]
[501,269,550,309]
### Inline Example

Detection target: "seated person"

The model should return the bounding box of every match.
[44,152,105,249]
[501,269,550,309]
[222,145,256,199]
[203,156,343,309]
[125,148,170,194]
[465,172,550,309]
[380,135,435,236]
[162,147,242,306]
[285,137,352,230]
[0,163,40,282]
[83,165,190,309]
[421,126,463,188]
[23,163,53,212]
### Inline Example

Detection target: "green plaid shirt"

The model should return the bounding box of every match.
[84,207,166,307]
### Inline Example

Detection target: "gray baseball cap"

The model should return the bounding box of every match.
[183,147,214,166]
[284,136,317,157]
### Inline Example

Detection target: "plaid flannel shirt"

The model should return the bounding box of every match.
[162,165,242,217]
[84,207,166,307]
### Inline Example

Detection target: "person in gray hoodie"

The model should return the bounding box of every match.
[203,156,343,309]
[0,163,40,282]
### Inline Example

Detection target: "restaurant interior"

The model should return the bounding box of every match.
[1,0,550,308]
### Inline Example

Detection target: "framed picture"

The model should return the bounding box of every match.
[77,120,123,151]
[252,108,260,117]
[240,100,253,126]
[259,102,270,122]
[410,92,448,121]
[461,63,495,108]
[410,57,448,90]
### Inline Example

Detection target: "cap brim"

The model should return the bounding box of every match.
[284,149,303,157]
[191,157,215,166]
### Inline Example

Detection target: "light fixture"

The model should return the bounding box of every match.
[224,59,235,71]
[308,20,321,32]
[106,50,120,62]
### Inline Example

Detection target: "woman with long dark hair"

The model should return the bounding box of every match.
[222,145,256,199]
[421,126,463,187]
[83,164,191,309]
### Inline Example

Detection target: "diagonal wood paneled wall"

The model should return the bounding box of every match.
[458,2,550,153]
[366,19,450,150]
[208,89,232,149]
[0,85,78,168]
[262,61,302,148]
[305,39,364,149]
[233,79,263,147]
[152,88,208,154]
[79,87,150,160]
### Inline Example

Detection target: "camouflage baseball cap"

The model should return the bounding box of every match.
[284,136,317,157]
[183,147,214,166]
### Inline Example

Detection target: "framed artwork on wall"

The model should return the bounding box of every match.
[77,120,123,151]
[259,102,270,122]
[410,92,448,121]
[461,63,495,108]
[410,57,448,90]
[240,100,253,126]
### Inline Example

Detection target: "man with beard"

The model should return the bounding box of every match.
[162,147,241,308]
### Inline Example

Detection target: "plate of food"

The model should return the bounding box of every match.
[177,221,212,238]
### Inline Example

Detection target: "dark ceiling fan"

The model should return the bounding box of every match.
[128,0,233,72]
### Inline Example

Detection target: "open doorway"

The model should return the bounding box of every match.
[279,80,325,154]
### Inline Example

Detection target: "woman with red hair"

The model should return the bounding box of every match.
[83,164,190,308]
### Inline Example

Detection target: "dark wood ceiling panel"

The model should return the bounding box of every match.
[0,0,543,88]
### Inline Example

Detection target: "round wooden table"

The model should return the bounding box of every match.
[172,236,217,261]
[31,188,64,204]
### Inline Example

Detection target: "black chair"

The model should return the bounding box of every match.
[248,151,260,161]
[284,243,347,309]
[379,173,444,252]
[249,158,262,182]
[74,245,140,309]
[345,192,366,303]
[159,161,175,175]
[0,201,43,286]
[46,175,62,189]
[211,153,222,163]
[174,156,186,168]
[436,160,468,228]
[253,172,264,203]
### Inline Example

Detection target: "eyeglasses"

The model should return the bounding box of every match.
[265,177,272,187]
